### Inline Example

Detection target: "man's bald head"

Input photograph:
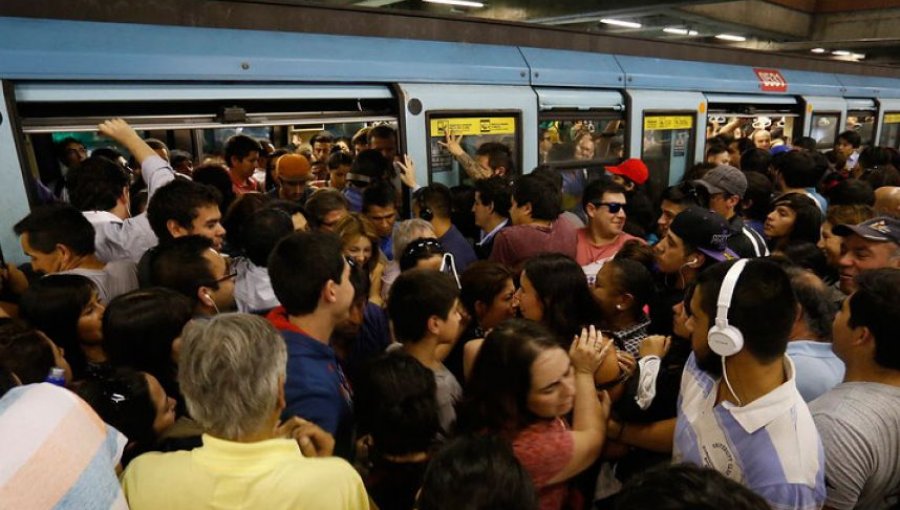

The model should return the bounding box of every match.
[875,186,900,217]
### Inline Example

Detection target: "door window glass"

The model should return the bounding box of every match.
[810,113,841,149]
[880,113,900,150]
[847,111,876,147]
[538,116,625,215]
[642,114,694,199]
[426,113,520,188]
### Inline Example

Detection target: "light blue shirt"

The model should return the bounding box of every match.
[786,341,845,403]
[674,353,826,510]
[83,155,176,264]
[803,188,828,214]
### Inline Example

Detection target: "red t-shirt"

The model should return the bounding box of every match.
[512,418,575,510]
[489,219,577,272]
[230,171,262,195]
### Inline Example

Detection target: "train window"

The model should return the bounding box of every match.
[15,93,396,201]
[880,113,900,150]
[847,111,876,147]
[642,113,695,198]
[706,114,797,150]
[810,113,841,149]
[425,112,521,188]
[538,116,625,216]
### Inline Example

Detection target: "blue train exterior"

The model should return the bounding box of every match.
[2,16,900,263]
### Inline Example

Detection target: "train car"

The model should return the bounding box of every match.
[2,15,900,263]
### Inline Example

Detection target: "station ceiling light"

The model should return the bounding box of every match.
[810,48,826,54]
[715,34,746,42]
[600,18,642,28]
[423,0,484,7]
[832,50,851,56]
[663,27,699,36]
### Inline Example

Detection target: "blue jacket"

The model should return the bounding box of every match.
[267,307,355,459]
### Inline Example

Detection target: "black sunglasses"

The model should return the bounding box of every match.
[590,201,625,214]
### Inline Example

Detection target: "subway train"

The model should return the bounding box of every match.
[2,14,900,264]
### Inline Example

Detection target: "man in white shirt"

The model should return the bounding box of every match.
[674,259,825,510]
[67,119,176,263]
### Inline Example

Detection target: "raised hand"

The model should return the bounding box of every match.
[570,325,613,375]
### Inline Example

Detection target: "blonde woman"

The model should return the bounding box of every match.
[333,213,385,304]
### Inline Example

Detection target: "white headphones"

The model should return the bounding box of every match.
[707,259,748,357]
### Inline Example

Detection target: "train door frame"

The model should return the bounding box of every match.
[0,81,35,264]
[845,98,878,148]
[533,87,626,218]
[799,96,847,151]
[626,90,704,199]
[876,99,900,150]
[396,83,537,191]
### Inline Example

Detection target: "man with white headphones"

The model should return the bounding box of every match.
[673,259,826,510]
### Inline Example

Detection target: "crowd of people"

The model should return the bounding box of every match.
[1,117,899,510]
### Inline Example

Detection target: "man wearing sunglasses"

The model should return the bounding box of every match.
[576,179,645,282]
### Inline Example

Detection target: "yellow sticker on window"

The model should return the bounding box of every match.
[430,117,517,136]
[884,113,900,124]
[644,116,694,131]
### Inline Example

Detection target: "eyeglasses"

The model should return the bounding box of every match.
[591,201,625,214]
[212,271,238,284]
[211,259,238,284]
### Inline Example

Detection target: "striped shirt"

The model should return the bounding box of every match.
[0,383,128,510]
[674,353,825,510]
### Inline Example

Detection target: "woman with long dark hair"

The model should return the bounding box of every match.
[457,320,612,510]
[20,274,105,380]
[463,254,620,385]
[517,253,600,345]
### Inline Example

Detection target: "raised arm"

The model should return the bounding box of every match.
[98,119,158,165]
[438,132,492,180]
[547,327,612,485]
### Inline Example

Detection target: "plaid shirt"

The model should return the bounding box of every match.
[609,315,651,356]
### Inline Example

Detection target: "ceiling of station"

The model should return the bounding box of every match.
[305,0,900,67]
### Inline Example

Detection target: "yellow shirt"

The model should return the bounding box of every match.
[121,434,370,510]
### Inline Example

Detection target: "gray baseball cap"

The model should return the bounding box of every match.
[695,165,748,198]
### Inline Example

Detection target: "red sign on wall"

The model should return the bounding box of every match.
[753,68,788,93]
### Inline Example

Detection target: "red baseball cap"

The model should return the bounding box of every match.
[606,158,649,185]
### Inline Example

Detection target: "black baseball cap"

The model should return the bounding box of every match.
[669,206,740,262]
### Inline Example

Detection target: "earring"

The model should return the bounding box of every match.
[616,304,624,310]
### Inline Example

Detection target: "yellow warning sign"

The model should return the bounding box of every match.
[644,115,694,131]
[430,117,517,136]
[884,113,900,124]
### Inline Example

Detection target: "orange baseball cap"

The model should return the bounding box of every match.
[276,154,312,180]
